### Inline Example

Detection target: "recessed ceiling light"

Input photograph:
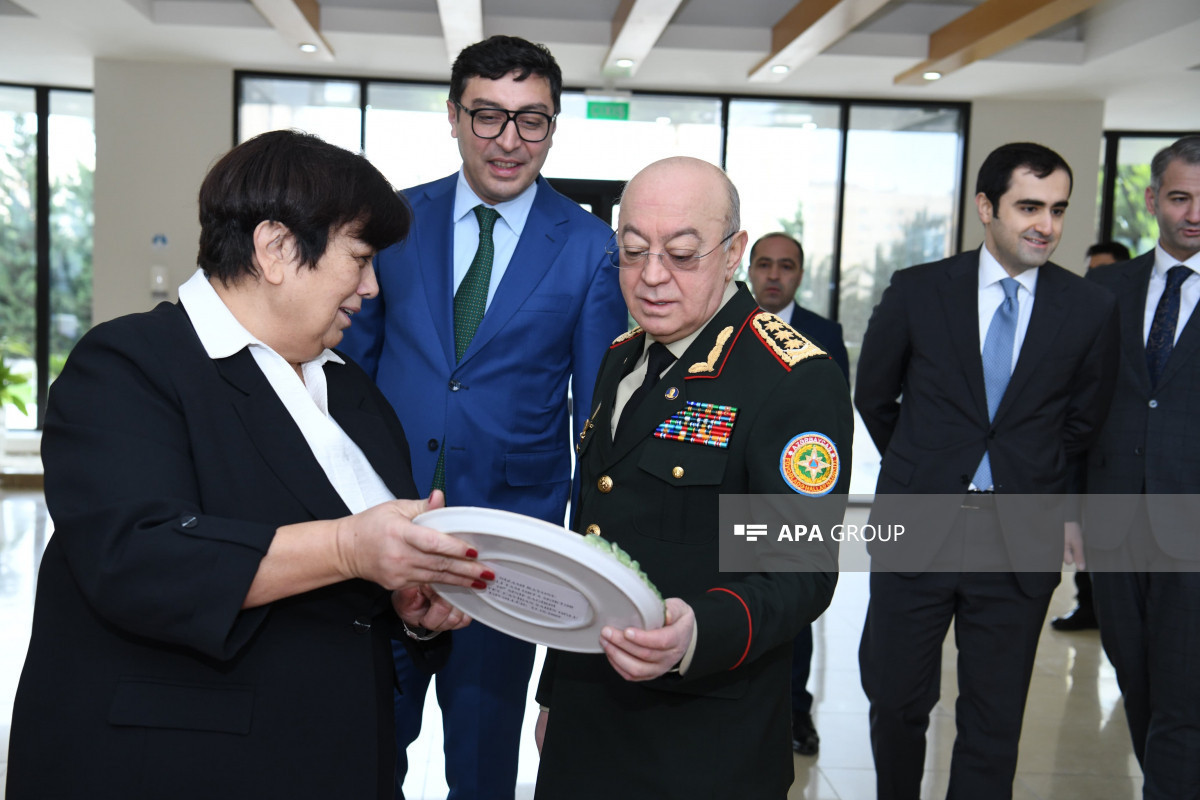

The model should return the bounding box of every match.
[615,58,635,69]
[771,64,790,75]
[922,71,942,81]
[299,43,319,54]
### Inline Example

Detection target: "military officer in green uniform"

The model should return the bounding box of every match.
[533,156,853,799]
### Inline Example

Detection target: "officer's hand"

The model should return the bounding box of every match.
[600,597,695,682]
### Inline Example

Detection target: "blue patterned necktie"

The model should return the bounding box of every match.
[1145,265,1192,387]
[972,277,1020,491]
[432,205,501,492]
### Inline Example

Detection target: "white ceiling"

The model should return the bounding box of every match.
[1,0,1198,130]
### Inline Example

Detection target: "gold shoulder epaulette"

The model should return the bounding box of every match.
[688,326,734,373]
[610,327,644,347]
[751,312,826,368]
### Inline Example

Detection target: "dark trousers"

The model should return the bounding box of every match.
[791,624,814,715]
[393,624,536,800]
[1073,570,1093,610]
[1090,510,1200,800]
[860,508,1052,800]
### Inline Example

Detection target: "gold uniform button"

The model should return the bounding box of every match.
[585,524,601,536]
[597,475,613,493]
[672,466,684,479]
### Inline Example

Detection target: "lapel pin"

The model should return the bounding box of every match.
[664,386,679,400]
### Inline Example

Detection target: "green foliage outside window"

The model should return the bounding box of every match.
[1112,163,1159,257]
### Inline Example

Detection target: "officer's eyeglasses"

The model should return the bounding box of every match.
[606,231,737,271]
[454,101,556,143]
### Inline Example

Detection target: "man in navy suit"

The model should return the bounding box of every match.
[748,231,849,756]
[340,35,627,800]
[1084,135,1200,799]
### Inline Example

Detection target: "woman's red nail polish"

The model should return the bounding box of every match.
[480,570,496,581]
[465,548,479,559]
[472,579,487,590]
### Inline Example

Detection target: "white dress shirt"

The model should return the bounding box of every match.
[977,245,1038,372]
[452,170,538,308]
[178,269,394,514]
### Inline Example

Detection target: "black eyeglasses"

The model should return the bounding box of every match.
[605,231,738,271]
[454,101,556,143]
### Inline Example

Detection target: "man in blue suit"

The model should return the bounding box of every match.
[748,231,849,757]
[340,35,627,800]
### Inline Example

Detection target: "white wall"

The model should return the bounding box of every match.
[963,99,1106,275]
[92,59,232,323]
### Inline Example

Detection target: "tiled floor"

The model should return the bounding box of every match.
[0,492,1142,800]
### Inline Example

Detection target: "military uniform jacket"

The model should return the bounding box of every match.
[534,284,852,800]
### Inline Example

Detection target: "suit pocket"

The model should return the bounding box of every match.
[108,678,254,734]
[505,449,570,487]
[634,441,728,544]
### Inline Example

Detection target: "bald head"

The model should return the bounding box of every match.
[615,157,748,343]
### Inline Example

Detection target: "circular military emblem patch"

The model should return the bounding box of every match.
[779,432,840,496]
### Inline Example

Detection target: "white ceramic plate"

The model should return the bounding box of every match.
[416,506,664,653]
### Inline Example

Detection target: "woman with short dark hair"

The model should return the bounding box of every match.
[6,130,490,800]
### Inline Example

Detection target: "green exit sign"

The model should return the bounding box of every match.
[587,101,630,121]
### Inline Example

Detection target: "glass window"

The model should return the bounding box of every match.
[548,92,723,181]
[365,83,461,190]
[726,99,842,318]
[239,77,362,153]
[48,90,95,399]
[837,104,964,382]
[0,86,37,430]
[1112,136,1176,256]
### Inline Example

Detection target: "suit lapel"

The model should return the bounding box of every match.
[937,252,988,422]
[326,363,412,499]
[604,291,754,465]
[215,350,350,521]
[1152,259,1200,390]
[416,178,458,369]
[994,264,1069,423]
[1118,256,1154,392]
[458,177,569,366]
[587,339,641,466]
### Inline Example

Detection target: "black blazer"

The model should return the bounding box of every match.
[6,301,440,800]
[855,250,1120,592]
[1085,253,1200,558]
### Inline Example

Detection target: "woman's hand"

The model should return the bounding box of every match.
[335,490,493,591]
[392,584,473,632]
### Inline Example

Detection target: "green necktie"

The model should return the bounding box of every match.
[454,205,500,361]
[433,205,500,492]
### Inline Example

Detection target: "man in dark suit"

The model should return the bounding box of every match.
[1083,135,1200,799]
[534,157,852,799]
[1049,240,1134,633]
[748,230,850,756]
[339,36,627,799]
[855,142,1119,800]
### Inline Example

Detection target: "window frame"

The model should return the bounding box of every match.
[234,70,971,323]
